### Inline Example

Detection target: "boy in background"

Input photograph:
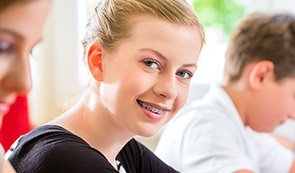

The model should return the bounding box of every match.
[156,12,295,173]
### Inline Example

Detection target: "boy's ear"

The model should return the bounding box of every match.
[87,42,103,81]
[248,60,274,89]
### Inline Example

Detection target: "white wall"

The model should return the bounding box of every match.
[30,0,89,125]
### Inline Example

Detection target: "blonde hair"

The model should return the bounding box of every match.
[82,0,205,55]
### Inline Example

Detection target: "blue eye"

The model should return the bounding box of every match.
[144,59,160,70]
[176,70,193,79]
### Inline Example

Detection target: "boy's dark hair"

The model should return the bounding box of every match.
[224,12,295,82]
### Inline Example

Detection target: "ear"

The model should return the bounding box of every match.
[248,60,274,89]
[87,42,103,81]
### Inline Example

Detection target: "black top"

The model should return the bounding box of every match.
[8,125,179,173]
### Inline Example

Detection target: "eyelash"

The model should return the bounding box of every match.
[142,58,194,80]
[0,41,37,63]
[143,59,161,70]
[176,70,193,80]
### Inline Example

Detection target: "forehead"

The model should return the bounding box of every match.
[0,0,50,42]
[122,16,201,62]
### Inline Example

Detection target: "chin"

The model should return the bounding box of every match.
[135,126,160,138]
[138,130,157,138]
[251,125,275,133]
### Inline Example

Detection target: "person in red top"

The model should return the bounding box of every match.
[0,0,51,172]
[0,95,31,152]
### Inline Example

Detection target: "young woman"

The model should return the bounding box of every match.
[0,0,51,172]
[8,0,205,172]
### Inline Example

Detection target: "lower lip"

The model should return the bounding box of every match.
[139,106,165,121]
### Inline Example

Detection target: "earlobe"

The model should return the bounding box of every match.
[248,61,274,89]
[87,42,103,81]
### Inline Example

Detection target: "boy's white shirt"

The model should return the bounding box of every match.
[155,84,293,173]
[275,119,295,148]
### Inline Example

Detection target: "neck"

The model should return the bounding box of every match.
[52,89,133,169]
[221,81,250,126]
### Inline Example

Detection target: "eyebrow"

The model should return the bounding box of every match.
[140,48,197,68]
[0,28,24,40]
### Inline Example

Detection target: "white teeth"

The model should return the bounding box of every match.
[139,101,165,115]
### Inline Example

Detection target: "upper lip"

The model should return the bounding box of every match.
[137,99,172,111]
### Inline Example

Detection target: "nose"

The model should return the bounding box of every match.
[153,73,178,100]
[2,55,32,95]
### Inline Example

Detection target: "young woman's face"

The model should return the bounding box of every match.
[99,16,202,137]
[0,0,50,119]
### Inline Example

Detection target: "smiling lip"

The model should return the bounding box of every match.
[137,100,171,121]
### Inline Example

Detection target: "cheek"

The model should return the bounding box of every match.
[259,89,289,118]
[269,93,291,118]
[259,106,286,130]
[119,68,154,93]
[174,86,189,113]
[110,73,148,112]
[0,61,11,82]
